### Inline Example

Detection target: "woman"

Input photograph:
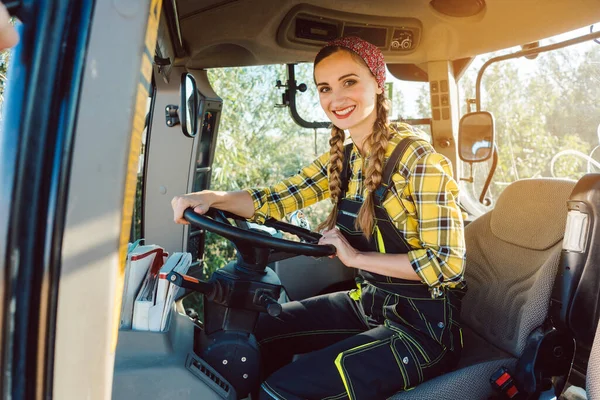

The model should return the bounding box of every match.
[172,36,466,400]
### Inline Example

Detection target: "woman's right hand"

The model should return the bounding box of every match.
[171,191,215,224]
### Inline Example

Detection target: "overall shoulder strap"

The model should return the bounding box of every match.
[338,143,354,203]
[374,137,419,201]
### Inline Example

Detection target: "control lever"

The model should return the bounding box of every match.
[255,289,282,317]
[167,271,217,300]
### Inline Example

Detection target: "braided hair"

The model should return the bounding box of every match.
[316,124,345,232]
[356,93,391,238]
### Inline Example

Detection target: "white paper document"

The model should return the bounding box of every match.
[131,252,192,332]
[120,244,166,329]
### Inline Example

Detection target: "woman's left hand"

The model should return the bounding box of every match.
[318,228,360,268]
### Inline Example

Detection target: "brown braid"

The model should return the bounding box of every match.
[356,93,391,239]
[317,125,345,232]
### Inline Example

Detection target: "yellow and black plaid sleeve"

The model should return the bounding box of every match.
[404,149,466,291]
[245,152,331,223]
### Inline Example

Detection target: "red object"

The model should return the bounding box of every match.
[506,385,519,398]
[495,372,511,387]
[324,36,386,91]
[182,274,200,283]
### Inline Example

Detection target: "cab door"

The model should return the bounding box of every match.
[0,0,162,398]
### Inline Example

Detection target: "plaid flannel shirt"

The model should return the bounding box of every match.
[246,124,466,293]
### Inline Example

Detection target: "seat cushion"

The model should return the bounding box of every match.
[391,325,514,399]
[456,325,512,367]
[389,358,517,400]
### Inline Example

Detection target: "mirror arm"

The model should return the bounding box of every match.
[466,99,476,114]
[277,64,330,129]
[478,145,498,207]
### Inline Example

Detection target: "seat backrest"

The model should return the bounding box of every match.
[588,321,600,399]
[461,178,575,358]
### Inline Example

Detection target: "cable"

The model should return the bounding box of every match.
[550,150,600,177]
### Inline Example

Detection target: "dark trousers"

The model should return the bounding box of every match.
[254,291,460,400]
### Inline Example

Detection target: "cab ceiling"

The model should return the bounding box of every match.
[173,0,600,69]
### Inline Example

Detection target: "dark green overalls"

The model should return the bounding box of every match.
[256,138,465,400]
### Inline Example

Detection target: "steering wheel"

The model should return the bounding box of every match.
[183,208,335,268]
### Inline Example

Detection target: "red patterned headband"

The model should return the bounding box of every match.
[325,36,386,91]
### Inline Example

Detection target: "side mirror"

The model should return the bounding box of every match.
[458,111,495,163]
[180,73,199,138]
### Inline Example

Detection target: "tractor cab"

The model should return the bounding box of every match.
[1,1,600,399]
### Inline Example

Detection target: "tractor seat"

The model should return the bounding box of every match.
[391,178,576,400]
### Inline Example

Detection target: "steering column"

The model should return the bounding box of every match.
[168,208,335,397]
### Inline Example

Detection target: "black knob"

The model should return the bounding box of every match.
[267,302,282,317]
[298,83,308,92]
[258,292,282,317]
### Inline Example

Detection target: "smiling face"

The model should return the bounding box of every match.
[314,49,383,135]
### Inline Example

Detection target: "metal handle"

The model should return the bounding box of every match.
[167,271,216,298]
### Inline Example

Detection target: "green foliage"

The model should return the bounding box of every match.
[0,46,11,108]
[0,48,9,94]
[416,85,431,118]
[389,83,407,120]
[131,175,143,241]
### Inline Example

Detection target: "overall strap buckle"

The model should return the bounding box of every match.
[373,183,388,201]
